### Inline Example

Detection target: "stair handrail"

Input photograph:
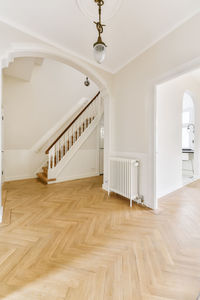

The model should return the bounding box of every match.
[45,91,100,154]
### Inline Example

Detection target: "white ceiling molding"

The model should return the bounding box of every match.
[0,16,113,74]
[77,0,123,21]
[0,42,110,92]
[4,57,35,81]
[113,10,200,74]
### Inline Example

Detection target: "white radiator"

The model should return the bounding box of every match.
[108,157,141,207]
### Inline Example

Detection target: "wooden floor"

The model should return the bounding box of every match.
[1,176,200,300]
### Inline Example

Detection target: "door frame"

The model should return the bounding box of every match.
[152,56,200,209]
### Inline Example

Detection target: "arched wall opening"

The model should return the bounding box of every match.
[0,45,111,208]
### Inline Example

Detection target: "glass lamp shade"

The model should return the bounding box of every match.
[93,43,106,64]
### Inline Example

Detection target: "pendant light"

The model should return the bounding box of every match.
[93,0,107,64]
[84,77,90,86]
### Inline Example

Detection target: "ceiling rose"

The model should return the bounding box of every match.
[77,0,123,21]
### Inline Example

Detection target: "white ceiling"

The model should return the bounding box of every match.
[0,0,200,73]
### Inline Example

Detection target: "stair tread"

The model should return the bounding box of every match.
[48,178,56,182]
[37,172,48,184]
[36,172,56,184]
[42,166,48,175]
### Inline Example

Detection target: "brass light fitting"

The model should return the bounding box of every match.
[84,77,90,87]
[93,0,107,64]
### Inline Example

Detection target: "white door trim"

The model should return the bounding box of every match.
[151,56,200,209]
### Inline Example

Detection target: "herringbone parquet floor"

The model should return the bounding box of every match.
[1,176,200,300]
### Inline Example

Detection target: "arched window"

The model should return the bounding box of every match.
[182,92,195,149]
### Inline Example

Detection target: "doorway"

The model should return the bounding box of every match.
[182,92,195,185]
[156,68,200,201]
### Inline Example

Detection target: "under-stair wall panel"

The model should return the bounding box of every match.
[56,128,99,183]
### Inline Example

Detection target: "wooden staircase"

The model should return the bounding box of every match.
[36,92,101,184]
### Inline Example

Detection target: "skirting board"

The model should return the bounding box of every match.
[5,175,36,182]
[0,206,3,223]
[157,183,183,199]
[48,172,100,184]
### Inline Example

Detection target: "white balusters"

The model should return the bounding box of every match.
[92,103,94,120]
[78,117,81,138]
[63,133,66,156]
[47,92,101,172]
[54,143,57,167]
[62,139,65,156]
[55,142,58,165]
[48,149,52,170]
[75,122,78,141]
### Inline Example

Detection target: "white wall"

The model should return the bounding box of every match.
[112,13,200,208]
[156,82,183,198]
[156,74,200,198]
[3,58,99,180]
[4,150,46,181]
